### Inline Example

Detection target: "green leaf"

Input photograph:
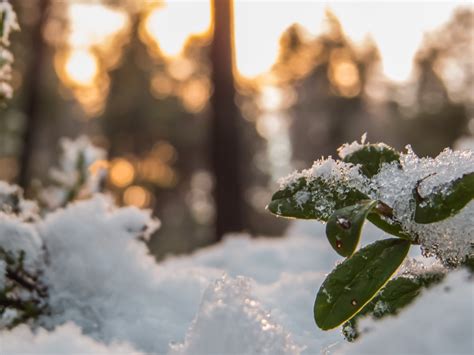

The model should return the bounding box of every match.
[414,172,474,224]
[326,200,377,257]
[343,144,400,178]
[267,177,368,222]
[343,271,445,341]
[366,212,411,239]
[314,238,410,330]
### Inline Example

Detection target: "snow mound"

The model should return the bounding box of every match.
[171,275,301,355]
[38,195,208,354]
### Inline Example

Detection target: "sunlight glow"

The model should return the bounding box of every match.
[142,1,211,58]
[109,158,135,188]
[123,185,151,208]
[63,49,98,87]
[67,3,128,49]
[233,1,463,82]
[55,3,130,116]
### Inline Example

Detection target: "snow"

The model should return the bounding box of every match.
[40,136,108,209]
[336,270,474,355]
[0,323,142,354]
[170,275,301,355]
[0,0,18,100]
[0,214,43,272]
[0,194,471,353]
[0,1,19,46]
[337,133,367,159]
[0,172,472,354]
[36,197,343,354]
[370,146,474,265]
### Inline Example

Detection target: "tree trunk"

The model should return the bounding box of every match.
[210,0,244,239]
[18,0,49,190]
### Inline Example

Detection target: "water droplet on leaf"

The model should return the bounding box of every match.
[337,217,351,229]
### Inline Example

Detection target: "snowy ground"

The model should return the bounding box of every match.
[1,196,472,354]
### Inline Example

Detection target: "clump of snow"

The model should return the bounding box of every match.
[0,1,19,46]
[396,257,447,279]
[336,270,474,355]
[0,214,42,272]
[171,275,301,355]
[454,135,474,151]
[0,323,142,354]
[0,181,39,221]
[0,1,18,100]
[337,133,367,159]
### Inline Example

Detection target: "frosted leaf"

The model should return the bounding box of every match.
[273,157,370,220]
[372,300,390,317]
[370,147,474,265]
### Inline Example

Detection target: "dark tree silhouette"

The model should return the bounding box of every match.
[18,0,49,190]
[210,0,244,239]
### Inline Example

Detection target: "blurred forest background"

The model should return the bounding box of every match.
[0,0,473,259]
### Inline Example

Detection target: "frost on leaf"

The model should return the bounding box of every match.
[267,158,369,221]
[271,142,473,266]
[371,146,474,265]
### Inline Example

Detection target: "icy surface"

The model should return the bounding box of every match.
[337,270,474,355]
